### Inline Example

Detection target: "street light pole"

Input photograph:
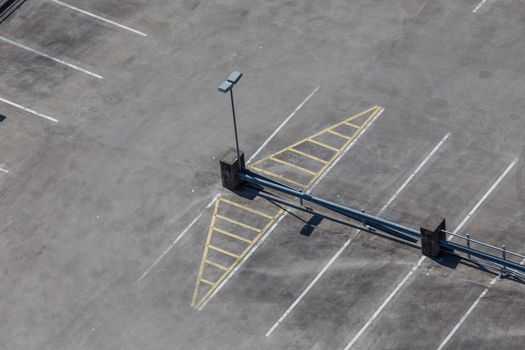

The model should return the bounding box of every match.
[229,87,241,162]
[218,71,243,162]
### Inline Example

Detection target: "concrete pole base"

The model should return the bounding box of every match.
[420,214,446,258]
[219,149,245,190]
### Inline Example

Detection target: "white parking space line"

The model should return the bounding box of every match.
[0,167,8,174]
[266,133,449,337]
[473,0,490,13]
[436,277,498,350]
[265,236,353,336]
[136,194,219,284]
[448,159,518,239]
[0,36,103,79]
[343,158,518,350]
[0,96,58,123]
[437,251,524,350]
[247,86,320,164]
[199,107,384,311]
[50,0,148,37]
[378,132,450,214]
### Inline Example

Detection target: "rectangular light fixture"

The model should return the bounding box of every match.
[227,71,242,85]
[218,80,233,93]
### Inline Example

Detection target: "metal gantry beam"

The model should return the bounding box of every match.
[441,240,525,274]
[0,0,27,22]
[239,169,420,241]
[238,169,525,276]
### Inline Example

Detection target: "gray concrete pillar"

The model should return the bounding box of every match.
[219,149,245,190]
[420,214,446,258]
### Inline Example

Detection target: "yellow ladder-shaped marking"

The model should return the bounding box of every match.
[219,198,274,219]
[307,138,340,152]
[192,197,284,308]
[327,129,353,140]
[344,121,361,129]
[215,215,262,232]
[288,147,329,164]
[192,105,383,309]
[250,105,382,189]
[249,166,310,188]
[213,227,253,244]
[205,259,229,271]
[269,156,319,176]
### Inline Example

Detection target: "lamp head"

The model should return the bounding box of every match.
[227,71,242,85]
[218,80,233,93]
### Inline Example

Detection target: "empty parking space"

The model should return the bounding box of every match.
[0,38,83,99]
[62,0,169,32]
[1,0,146,70]
[442,277,525,349]
[0,104,49,185]
[49,0,147,37]
[352,261,491,350]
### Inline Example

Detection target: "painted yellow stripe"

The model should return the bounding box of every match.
[193,208,286,309]
[192,199,220,307]
[305,105,379,141]
[250,166,309,188]
[288,147,329,164]
[269,208,285,222]
[300,107,380,188]
[200,278,216,287]
[208,245,240,258]
[344,121,361,129]
[307,138,340,152]
[215,215,262,232]
[205,259,229,271]
[281,106,380,189]
[249,105,379,170]
[213,227,253,244]
[269,156,318,176]
[328,129,352,139]
[219,198,274,219]
[346,105,380,123]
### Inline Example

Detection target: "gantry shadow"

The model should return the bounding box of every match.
[446,254,525,285]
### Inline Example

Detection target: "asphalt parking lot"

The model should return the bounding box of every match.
[1,0,524,349]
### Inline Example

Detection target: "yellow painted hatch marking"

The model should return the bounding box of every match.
[249,166,309,188]
[219,198,274,219]
[213,227,253,244]
[306,138,340,152]
[208,245,241,258]
[327,129,352,139]
[269,156,319,176]
[192,202,285,309]
[192,105,383,309]
[288,147,329,164]
[215,215,262,232]
[249,105,382,189]
[200,278,216,287]
[205,259,229,271]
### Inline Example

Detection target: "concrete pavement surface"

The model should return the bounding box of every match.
[0,0,524,349]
